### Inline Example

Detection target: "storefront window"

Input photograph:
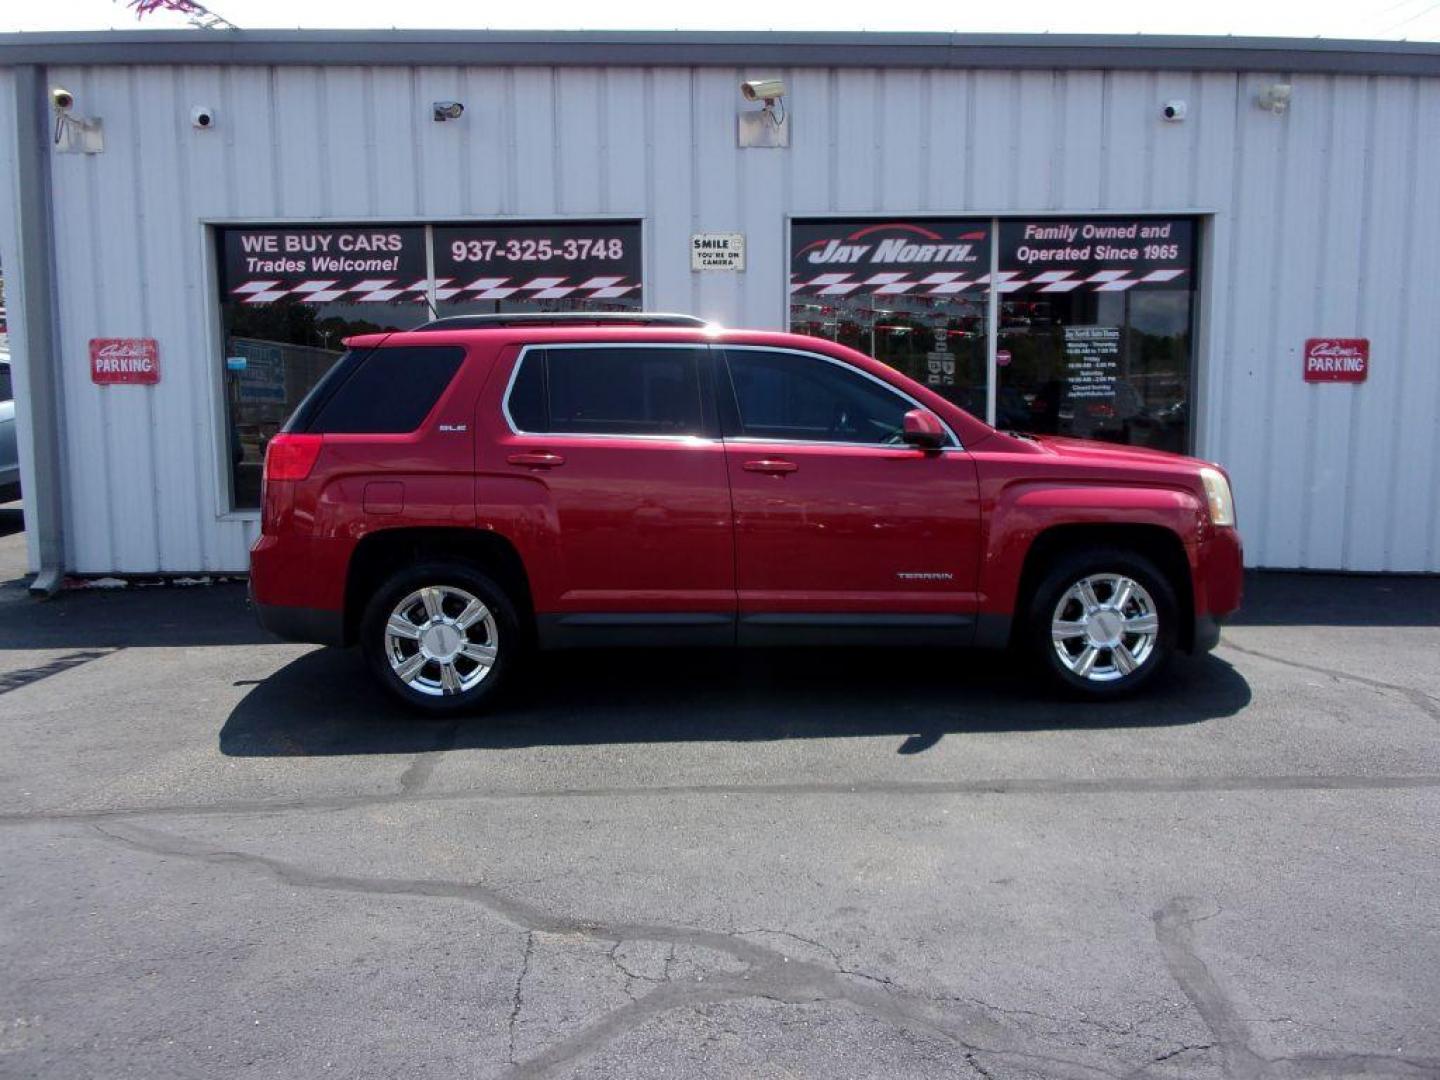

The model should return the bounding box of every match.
[996,218,1195,452]
[788,215,1197,454]
[215,221,643,510]
[789,219,991,419]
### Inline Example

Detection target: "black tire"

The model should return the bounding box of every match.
[360,559,522,716]
[1024,546,1178,699]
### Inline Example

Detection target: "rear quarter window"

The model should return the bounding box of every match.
[297,345,466,434]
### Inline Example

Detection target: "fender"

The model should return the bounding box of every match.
[978,479,1207,626]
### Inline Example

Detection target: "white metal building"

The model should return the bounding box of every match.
[1,30,1438,586]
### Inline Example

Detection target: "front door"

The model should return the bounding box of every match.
[718,346,983,643]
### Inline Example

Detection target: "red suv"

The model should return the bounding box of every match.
[250,313,1242,713]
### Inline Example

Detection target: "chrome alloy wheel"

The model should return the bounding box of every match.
[383,585,500,697]
[1050,574,1160,683]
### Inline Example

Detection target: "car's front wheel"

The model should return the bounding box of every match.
[360,560,519,715]
[1026,547,1177,698]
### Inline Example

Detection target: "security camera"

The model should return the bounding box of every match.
[191,106,215,129]
[1161,100,1187,122]
[432,101,465,122]
[741,79,786,103]
[51,86,74,112]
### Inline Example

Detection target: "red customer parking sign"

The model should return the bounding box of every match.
[1303,338,1367,383]
[90,338,160,385]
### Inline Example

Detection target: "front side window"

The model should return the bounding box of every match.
[508,346,705,436]
[722,348,923,446]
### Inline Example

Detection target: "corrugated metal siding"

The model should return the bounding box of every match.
[0,67,43,575]
[8,63,1440,572]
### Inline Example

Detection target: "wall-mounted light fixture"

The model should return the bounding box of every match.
[1257,83,1292,115]
[433,101,465,122]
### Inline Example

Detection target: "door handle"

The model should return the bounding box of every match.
[507,452,566,468]
[742,459,798,475]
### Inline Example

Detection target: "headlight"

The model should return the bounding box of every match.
[1200,467,1235,527]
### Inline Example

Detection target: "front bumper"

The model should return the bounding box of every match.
[1189,526,1244,653]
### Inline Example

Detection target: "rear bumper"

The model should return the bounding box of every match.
[251,594,346,646]
[249,532,348,646]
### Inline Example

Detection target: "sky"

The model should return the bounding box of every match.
[3,0,1439,40]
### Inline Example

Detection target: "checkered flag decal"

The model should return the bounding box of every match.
[790,268,1187,296]
[232,276,642,305]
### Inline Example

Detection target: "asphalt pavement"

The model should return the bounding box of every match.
[1,503,1437,1080]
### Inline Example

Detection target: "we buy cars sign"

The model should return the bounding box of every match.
[90,338,159,385]
[1304,338,1369,383]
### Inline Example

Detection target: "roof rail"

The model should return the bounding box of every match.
[413,312,710,331]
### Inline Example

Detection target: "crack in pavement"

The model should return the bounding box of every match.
[964,1049,998,1078]
[953,994,1186,1043]
[508,931,534,1065]
[6,773,1440,830]
[86,820,1128,1080]
[1219,639,1440,722]
[1118,1042,1218,1079]
[396,720,461,796]
[1152,897,1440,1079]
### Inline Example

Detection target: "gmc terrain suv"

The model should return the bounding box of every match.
[250,313,1242,713]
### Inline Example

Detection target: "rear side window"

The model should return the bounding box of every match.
[507,346,704,436]
[0,363,11,402]
[291,346,465,434]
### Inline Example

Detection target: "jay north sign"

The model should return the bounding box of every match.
[790,217,1195,297]
[790,220,992,297]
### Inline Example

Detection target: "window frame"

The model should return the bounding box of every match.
[501,342,719,441]
[717,345,962,450]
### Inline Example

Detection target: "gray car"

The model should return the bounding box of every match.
[0,357,19,503]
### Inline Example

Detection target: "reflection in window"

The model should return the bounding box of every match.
[222,298,425,509]
[997,289,1192,454]
[788,293,988,422]
[513,347,704,436]
[723,349,917,445]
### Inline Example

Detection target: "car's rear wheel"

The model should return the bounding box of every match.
[360,560,519,715]
[1025,547,1177,698]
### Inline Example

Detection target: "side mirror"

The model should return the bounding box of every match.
[901,408,946,449]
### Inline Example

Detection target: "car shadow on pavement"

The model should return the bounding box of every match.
[219,645,1251,758]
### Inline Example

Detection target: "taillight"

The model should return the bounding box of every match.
[263,433,323,482]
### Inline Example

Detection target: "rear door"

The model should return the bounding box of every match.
[717,345,983,643]
[490,342,735,644]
